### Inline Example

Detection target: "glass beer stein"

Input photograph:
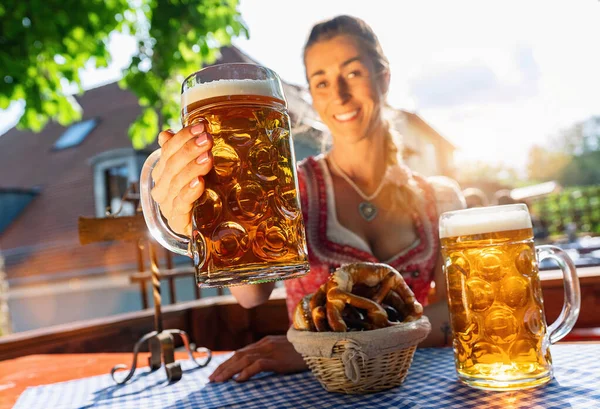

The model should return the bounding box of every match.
[439,204,580,390]
[140,64,309,287]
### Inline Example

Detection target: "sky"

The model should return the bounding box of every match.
[1,0,599,172]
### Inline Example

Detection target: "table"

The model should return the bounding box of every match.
[2,345,600,409]
[0,352,194,409]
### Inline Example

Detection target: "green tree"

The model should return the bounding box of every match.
[526,144,571,183]
[559,151,600,186]
[0,0,247,148]
[529,119,600,187]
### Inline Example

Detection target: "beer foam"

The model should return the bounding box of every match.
[181,79,281,108]
[439,205,532,238]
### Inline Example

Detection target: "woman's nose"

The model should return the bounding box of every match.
[332,76,351,103]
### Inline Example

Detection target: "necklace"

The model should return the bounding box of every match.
[328,155,387,222]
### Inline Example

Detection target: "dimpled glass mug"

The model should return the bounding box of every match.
[439,204,580,390]
[140,64,309,287]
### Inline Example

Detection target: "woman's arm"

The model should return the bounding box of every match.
[229,282,276,309]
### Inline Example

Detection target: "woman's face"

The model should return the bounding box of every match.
[305,35,388,144]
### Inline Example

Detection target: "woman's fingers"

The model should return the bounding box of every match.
[152,130,213,204]
[161,123,207,164]
[163,131,213,182]
[161,172,207,236]
[166,212,193,237]
[209,352,259,383]
[152,129,177,181]
[158,129,175,147]
[167,152,213,211]
[171,175,205,218]
[149,123,213,237]
[210,340,270,382]
[163,151,213,236]
[235,359,278,382]
[208,335,307,383]
[151,123,206,183]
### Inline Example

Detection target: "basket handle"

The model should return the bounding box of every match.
[340,339,367,383]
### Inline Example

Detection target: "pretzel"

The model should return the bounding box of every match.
[293,295,315,331]
[342,304,370,330]
[384,290,423,322]
[310,283,327,312]
[326,288,388,331]
[292,262,424,332]
[312,305,329,332]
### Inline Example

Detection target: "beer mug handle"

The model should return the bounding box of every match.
[537,245,581,343]
[140,149,192,257]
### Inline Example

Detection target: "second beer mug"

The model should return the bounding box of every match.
[140,64,309,287]
[440,204,580,390]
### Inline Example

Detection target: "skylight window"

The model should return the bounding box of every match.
[0,188,39,234]
[53,118,98,150]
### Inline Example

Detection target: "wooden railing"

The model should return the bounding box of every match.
[2,268,600,361]
[0,289,289,361]
[539,267,600,330]
[129,266,224,308]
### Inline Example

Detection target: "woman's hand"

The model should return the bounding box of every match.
[149,124,276,308]
[209,335,307,382]
[150,123,214,236]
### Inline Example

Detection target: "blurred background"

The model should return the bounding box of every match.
[1,0,599,335]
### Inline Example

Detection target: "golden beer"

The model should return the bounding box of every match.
[180,69,309,286]
[140,64,309,287]
[440,204,580,390]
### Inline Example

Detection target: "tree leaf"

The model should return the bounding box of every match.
[1,0,247,147]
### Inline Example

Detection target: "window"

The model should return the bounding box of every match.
[53,119,98,150]
[0,188,39,234]
[91,149,148,217]
[104,164,135,217]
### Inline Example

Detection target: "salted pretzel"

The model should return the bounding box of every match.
[293,294,316,331]
[292,262,424,332]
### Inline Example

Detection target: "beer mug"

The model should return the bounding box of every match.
[140,64,309,287]
[439,204,580,390]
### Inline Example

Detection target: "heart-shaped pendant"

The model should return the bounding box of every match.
[358,202,377,222]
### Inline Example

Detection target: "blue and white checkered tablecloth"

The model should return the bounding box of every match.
[12,344,600,409]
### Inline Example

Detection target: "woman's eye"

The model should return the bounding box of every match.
[315,81,328,89]
[347,70,362,79]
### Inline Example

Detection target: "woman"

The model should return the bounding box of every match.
[150,15,465,383]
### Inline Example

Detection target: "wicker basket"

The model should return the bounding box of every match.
[287,316,431,394]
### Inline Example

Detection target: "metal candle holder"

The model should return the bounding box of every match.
[109,239,212,384]
[78,184,212,385]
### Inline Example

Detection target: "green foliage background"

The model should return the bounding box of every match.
[531,185,600,236]
[0,0,247,148]
[526,119,600,188]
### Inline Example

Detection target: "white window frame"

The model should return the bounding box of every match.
[89,148,147,218]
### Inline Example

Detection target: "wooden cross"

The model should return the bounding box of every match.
[77,184,211,384]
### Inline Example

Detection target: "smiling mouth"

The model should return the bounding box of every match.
[333,109,360,122]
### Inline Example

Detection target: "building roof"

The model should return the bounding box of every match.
[395,110,456,150]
